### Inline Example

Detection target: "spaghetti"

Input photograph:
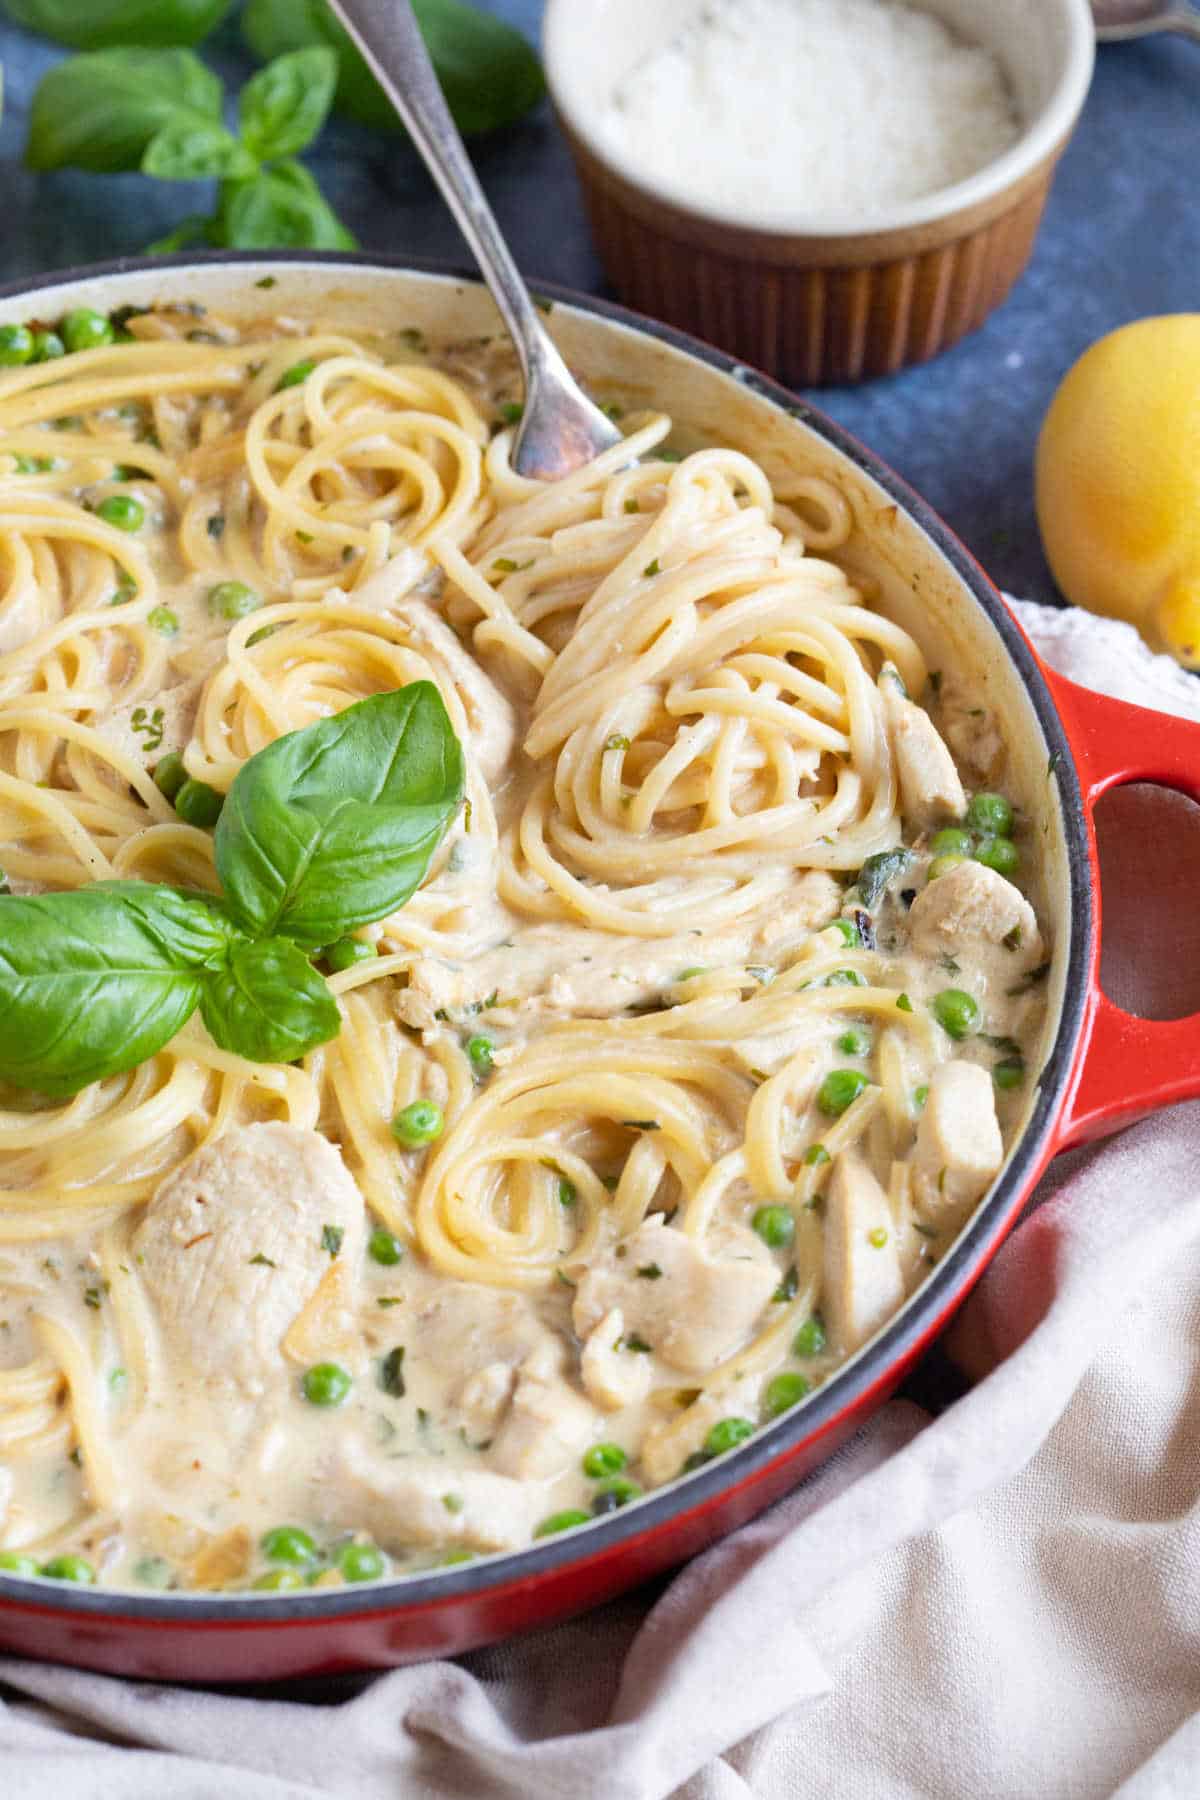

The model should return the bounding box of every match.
[0,301,1046,1590]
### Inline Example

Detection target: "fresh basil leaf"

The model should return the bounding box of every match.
[411,0,545,135]
[239,47,338,162]
[241,0,544,139]
[199,936,339,1064]
[1,0,231,50]
[0,883,234,1098]
[217,159,356,251]
[27,47,223,174]
[142,120,258,182]
[215,684,464,948]
[146,213,217,256]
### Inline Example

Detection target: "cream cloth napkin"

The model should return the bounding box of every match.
[2,601,1199,1800]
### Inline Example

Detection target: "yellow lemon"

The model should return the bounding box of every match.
[1035,314,1200,667]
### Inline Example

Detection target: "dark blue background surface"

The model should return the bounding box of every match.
[0,3,1196,601]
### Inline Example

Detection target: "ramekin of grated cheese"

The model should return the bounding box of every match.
[544,0,1094,385]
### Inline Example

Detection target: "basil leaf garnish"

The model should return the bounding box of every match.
[238,46,337,163]
[0,686,462,1096]
[857,848,912,910]
[0,883,234,1098]
[27,47,224,174]
[199,937,339,1064]
[215,683,464,948]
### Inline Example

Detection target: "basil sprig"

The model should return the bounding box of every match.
[0,684,463,1098]
[217,683,464,948]
[0,883,235,1098]
[15,0,544,253]
[26,44,352,252]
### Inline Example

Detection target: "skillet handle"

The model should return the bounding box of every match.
[1043,665,1200,1148]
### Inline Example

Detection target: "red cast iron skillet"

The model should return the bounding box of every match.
[1,253,1199,1685]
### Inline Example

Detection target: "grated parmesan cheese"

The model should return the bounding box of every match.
[598,0,1021,225]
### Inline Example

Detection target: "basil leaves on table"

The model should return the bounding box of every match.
[25,43,352,252]
[27,46,228,176]
[238,44,340,164]
[0,0,232,50]
[217,159,355,253]
[0,684,463,1099]
[16,0,544,251]
[241,0,546,139]
[217,683,465,949]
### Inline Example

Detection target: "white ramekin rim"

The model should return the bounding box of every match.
[543,0,1096,241]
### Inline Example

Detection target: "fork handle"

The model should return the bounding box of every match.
[327,0,548,388]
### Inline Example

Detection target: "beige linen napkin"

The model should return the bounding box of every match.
[2,601,1199,1800]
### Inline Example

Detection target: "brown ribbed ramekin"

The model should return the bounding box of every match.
[544,0,1096,387]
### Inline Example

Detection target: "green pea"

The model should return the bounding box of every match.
[582,1442,627,1479]
[95,494,145,531]
[764,1371,811,1417]
[704,1417,755,1457]
[133,1555,172,1588]
[277,358,315,389]
[31,329,64,362]
[325,936,376,972]
[466,1034,494,1078]
[930,827,973,856]
[62,308,115,353]
[968,792,1014,836]
[534,1509,591,1537]
[932,988,980,1041]
[994,1058,1025,1091]
[368,1226,404,1266]
[928,853,969,881]
[153,751,187,802]
[803,1144,830,1167]
[914,1084,929,1109]
[828,919,856,947]
[592,1476,641,1509]
[147,606,178,636]
[793,1314,827,1358]
[302,1362,351,1407]
[975,836,1021,877]
[825,967,867,987]
[253,1567,305,1591]
[752,1203,795,1249]
[40,1553,96,1584]
[0,1550,39,1575]
[174,778,224,828]
[817,1068,870,1117]
[261,1525,318,1566]
[391,1098,444,1148]
[836,1028,870,1057]
[339,1540,387,1582]
[0,324,33,366]
[208,580,262,621]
